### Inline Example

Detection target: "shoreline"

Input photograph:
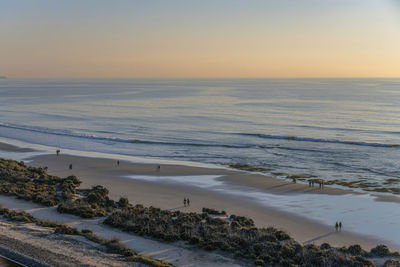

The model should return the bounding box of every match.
[0,140,399,252]
[1,137,398,202]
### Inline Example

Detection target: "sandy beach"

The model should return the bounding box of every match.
[27,153,388,250]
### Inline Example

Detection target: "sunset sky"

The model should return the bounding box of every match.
[1,0,400,78]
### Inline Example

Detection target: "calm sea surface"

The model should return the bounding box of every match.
[0,78,399,193]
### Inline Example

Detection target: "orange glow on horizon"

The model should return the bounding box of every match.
[1,1,399,78]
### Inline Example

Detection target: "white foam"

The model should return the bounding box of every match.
[0,136,228,169]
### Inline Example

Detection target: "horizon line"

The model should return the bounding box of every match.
[2,76,400,80]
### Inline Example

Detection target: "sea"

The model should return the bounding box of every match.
[0,78,399,194]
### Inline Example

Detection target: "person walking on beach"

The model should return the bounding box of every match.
[69,163,72,170]
[183,198,187,207]
[335,222,339,232]
[56,149,60,156]
[117,160,120,166]
[187,198,190,206]
[339,221,342,231]
[157,165,161,172]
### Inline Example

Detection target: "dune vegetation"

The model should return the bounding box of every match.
[0,158,82,206]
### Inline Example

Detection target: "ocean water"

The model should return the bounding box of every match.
[0,78,399,193]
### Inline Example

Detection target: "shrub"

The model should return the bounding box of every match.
[58,199,107,218]
[57,185,116,218]
[370,244,390,257]
[347,244,365,256]
[0,158,63,206]
[81,228,93,234]
[254,259,264,266]
[383,259,400,267]
[202,207,226,215]
[320,243,331,250]
[54,225,79,235]
[118,197,130,208]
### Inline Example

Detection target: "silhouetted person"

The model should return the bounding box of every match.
[69,164,72,170]
[56,149,60,156]
[187,198,190,206]
[183,198,187,207]
[311,180,315,187]
[157,165,161,172]
[335,222,339,232]
[339,222,342,231]
[319,181,322,189]
[117,160,120,166]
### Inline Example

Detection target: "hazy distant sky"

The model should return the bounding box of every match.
[1,0,400,78]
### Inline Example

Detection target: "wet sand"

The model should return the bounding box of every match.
[0,143,36,153]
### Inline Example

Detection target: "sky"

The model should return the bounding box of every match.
[1,0,400,78]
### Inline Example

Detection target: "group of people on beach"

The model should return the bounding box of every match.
[183,198,190,207]
[308,179,324,189]
[335,221,343,232]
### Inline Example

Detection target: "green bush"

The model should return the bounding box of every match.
[0,158,82,206]
[81,228,93,234]
[370,244,390,257]
[57,185,116,218]
[118,197,130,208]
[54,225,79,235]
[383,259,400,267]
[202,207,226,215]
